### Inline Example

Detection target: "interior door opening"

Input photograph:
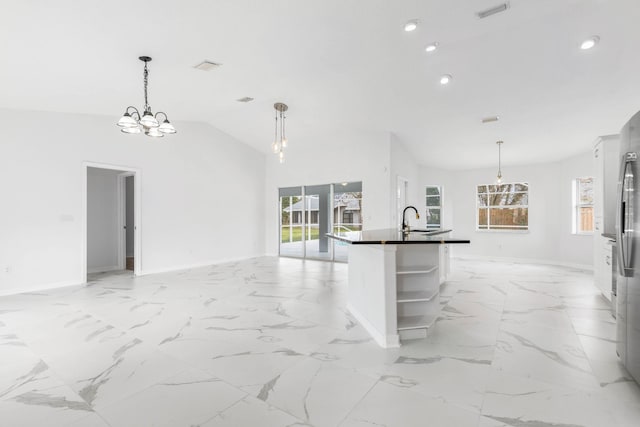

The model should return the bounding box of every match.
[84,163,140,282]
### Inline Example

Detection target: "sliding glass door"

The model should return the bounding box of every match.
[332,182,363,262]
[304,184,331,260]
[278,182,362,262]
[279,187,304,258]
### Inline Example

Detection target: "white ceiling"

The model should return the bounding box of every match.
[2,0,640,169]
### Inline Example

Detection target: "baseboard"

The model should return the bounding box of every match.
[0,279,82,297]
[0,255,267,297]
[452,255,593,272]
[346,303,400,349]
[87,265,121,274]
[137,254,265,276]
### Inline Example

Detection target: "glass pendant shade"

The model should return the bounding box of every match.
[121,126,141,134]
[146,127,164,138]
[158,119,176,134]
[140,111,159,128]
[117,112,138,128]
[272,102,288,162]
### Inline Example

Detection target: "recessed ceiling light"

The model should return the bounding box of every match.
[440,74,452,85]
[580,36,600,50]
[404,20,418,32]
[236,97,254,103]
[425,43,439,53]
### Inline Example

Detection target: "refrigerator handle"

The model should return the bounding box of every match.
[617,152,636,277]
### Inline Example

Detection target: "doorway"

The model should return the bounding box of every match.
[83,163,140,282]
[122,174,135,271]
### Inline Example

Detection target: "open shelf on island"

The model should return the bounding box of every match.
[396,265,437,275]
[397,289,438,303]
[397,314,437,331]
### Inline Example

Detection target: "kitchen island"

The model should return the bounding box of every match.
[327,229,470,348]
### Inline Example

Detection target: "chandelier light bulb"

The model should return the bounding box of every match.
[158,119,176,134]
[117,111,138,128]
[140,111,159,128]
[281,138,287,148]
[279,151,285,163]
[146,127,164,138]
[121,126,141,134]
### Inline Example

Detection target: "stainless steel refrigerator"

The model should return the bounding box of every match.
[616,110,640,382]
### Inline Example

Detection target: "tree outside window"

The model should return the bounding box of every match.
[573,177,594,234]
[477,183,529,231]
[425,186,442,229]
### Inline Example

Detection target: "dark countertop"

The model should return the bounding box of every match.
[326,228,471,245]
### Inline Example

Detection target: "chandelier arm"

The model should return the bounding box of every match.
[154,111,169,121]
[125,106,141,117]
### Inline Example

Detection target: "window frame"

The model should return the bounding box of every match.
[476,182,529,232]
[572,177,594,235]
[425,185,442,230]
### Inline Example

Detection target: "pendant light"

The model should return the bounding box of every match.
[117,56,176,137]
[272,102,288,163]
[496,140,504,184]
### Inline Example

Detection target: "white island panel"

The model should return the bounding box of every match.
[347,244,399,348]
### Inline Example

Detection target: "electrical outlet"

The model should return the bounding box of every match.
[2,265,10,274]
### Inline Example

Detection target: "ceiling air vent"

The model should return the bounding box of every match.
[236,97,254,103]
[193,60,221,71]
[477,2,510,19]
[482,116,500,123]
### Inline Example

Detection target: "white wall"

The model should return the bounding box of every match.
[87,168,120,273]
[419,151,594,268]
[264,130,392,255]
[0,109,265,294]
[390,134,421,230]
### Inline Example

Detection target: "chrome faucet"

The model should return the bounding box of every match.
[402,206,420,233]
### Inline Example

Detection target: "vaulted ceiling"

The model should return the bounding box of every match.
[2,0,639,169]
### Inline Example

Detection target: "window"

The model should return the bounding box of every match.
[477,183,529,231]
[573,177,594,234]
[425,186,442,229]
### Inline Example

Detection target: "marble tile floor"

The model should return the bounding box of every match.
[1,257,640,426]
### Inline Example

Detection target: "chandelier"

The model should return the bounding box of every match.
[496,140,504,184]
[271,102,288,163]
[117,56,176,137]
